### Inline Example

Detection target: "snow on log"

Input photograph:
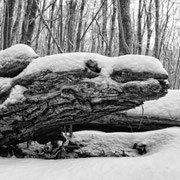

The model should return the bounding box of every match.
[0,49,168,145]
[0,44,38,77]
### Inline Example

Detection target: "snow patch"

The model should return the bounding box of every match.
[18,53,168,78]
[0,128,180,180]
[0,77,12,94]
[113,55,168,75]
[0,85,27,108]
[127,89,180,119]
[0,44,38,59]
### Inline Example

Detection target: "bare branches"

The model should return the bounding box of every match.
[34,0,63,53]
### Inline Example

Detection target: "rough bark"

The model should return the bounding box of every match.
[0,54,168,146]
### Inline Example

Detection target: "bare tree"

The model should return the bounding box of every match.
[117,0,130,55]
[145,0,153,55]
[11,0,23,44]
[101,0,108,55]
[75,0,86,52]
[20,0,39,45]
[2,0,16,49]
[108,0,117,56]
[67,0,77,52]
[35,0,46,52]
[153,0,160,58]
[137,0,143,54]
[47,0,56,55]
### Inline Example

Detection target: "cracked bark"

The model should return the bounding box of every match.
[0,57,168,146]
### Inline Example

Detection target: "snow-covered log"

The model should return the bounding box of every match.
[0,44,38,77]
[0,51,168,145]
[73,90,180,132]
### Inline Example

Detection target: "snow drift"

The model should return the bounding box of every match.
[0,127,180,180]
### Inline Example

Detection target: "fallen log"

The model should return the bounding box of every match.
[72,90,180,132]
[0,50,168,145]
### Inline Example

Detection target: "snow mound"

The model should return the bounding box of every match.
[0,44,38,60]
[113,54,168,75]
[0,77,12,94]
[0,85,27,109]
[0,127,180,180]
[127,89,180,119]
[18,53,168,78]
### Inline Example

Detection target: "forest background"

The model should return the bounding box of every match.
[0,0,180,88]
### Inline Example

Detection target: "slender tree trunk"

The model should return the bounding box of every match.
[80,21,87,52]
[47,0,56,55]
[2,0,16,49]
[101,0,108,55]
[108,0,117,56]
[75,0,85,52]
[20,0,39,46]
[117,0,130,55]
[137,0,142,54]
[145,0,152,55]
[59,0,63,47]
[67,0,77,52]
[120,0,132,51]
[11,0,23,44]
[153,0,160,58]
[35,0,46,52]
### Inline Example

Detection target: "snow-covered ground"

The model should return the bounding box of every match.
[1,127,180,180]
[127,89,180,119]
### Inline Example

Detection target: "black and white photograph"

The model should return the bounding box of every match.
[0,0,180,179]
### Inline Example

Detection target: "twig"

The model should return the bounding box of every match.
[34,0,64,53]
[138,104,144,130]
[79,0,105,42]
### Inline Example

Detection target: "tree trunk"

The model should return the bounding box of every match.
[20,0,39,45]
[11,0,23,44]
[67,0,77,52]
[108,0,117,56]
[0,51,168,146]
[145,0,153,56]
[117,0,130,55]
[101,0,108,55]
[35,0,46,52]
[75,0,85,52]
[153,0,160,58]
[137,0,143,54]
[73,112,180,133]
[47,0,56,55]
[2,0,16,49]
